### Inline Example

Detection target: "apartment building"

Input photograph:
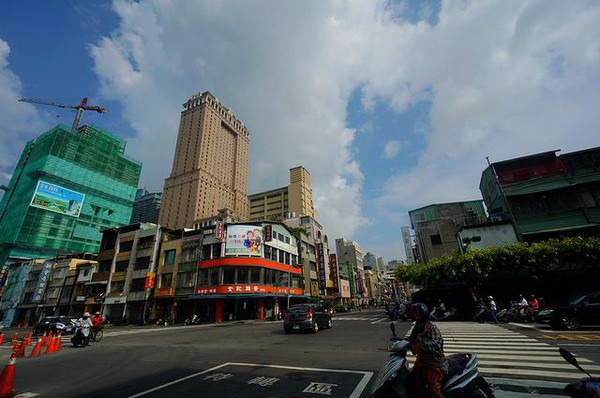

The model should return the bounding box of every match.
[249,167,317,222]
[160,92,250,229]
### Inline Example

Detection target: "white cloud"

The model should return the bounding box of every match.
[89,0,373,239]
[0,38,45,186]
[383,140,401,159]
[89,1,600,255]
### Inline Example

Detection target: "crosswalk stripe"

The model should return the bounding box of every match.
[477,360,600,371]
[418,322,599,381]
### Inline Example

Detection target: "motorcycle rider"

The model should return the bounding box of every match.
[79,312,94,328]
[432,299,446,318]
[408,303,448,398]
[91,311,105,328]
[518,294,529,317]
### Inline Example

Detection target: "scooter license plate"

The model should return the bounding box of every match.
[293,325,300,330]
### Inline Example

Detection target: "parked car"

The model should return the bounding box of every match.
[33,316,76,335]
[284,304,332,334]
[537,292,600,330]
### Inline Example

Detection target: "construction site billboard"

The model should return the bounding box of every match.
[30,180,85,218]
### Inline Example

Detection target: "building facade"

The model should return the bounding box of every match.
[408,201,487,263]
[401,226,416,264]
[160,92,250,229]
[335,238,365,304]
[0,124,141,266]
[480,147,600,241]
[249,167,317,222]
[130,188,162,224]
[457,222,518,252]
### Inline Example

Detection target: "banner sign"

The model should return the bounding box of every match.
[30,180,85,217]
[347,263,356,296]
[33,260,54,302]
[329,254,339,292]
[144,272,155,289]
[356,269,364,296]
[216,221,225,240]
[316,242,326,290]
[225,225,263,257]
[195,285,303,296]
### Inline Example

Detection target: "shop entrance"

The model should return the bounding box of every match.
[223,298,259,321]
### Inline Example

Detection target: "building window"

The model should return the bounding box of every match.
[130,278,146,292]
[164,250,176,265]
[212,243,222,258]
[198,269,209,286]
[177,272,193,288]
[119,240,133,252]
[81,269,89,277]
[278,250,285,264]
[250,268,261,284]
[223,267,235,284]
[135,256,151,270]
[285,236,290,244]
[202,245,212,260]
[111,281,125,293]
[99,261,111,273]
[115,260,129,273]
[161,274,172,287]
[237,267,249,284]
[430,234,442,245]
[209,269,219,285]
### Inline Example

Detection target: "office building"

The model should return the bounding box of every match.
[401,226,416,264]
[249,166,317,221]
[160,92,250,229]
[130,189,162,224]
[335,238,365,304]
[0,124,142,266]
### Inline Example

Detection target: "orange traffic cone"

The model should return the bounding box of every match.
[44,335,56,355]
[56,333,61,352]
[29,338,43,358]
[44,333,53,347]
[0,353,16,398]
[13,343,25,359]
[41,332,47,347]
[0,333,4,345]
[10,334,18,346]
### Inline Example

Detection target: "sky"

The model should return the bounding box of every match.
[1,0,600,262]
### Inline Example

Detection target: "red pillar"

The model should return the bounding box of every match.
[215,299,223,324]
[258,298,264,321]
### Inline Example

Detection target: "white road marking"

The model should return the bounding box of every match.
[128,362,373,398]
[477,360,600,371]
[370,318,387,324]
[14,393,39,398]
[128,363,230,397]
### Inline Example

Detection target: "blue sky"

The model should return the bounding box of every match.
[1,1,599,262]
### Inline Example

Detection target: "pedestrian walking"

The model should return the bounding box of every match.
[488,296,499,323]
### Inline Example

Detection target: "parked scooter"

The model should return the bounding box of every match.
[560,347,600,397]
[431,308,458,322]
[184,314,201,326]
[473,302,488,323]
[71,321,91,347]
[371,322,495,397]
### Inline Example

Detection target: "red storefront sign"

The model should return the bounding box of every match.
[144,272,155,289]
[195,285,303,296]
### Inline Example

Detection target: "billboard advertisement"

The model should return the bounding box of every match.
[329,254,339,292]
[30,180,85,218]
[225,225,263,257]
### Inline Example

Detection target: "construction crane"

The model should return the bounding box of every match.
[18,97,106,131]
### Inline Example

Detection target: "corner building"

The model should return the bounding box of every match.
[159,92,250,229]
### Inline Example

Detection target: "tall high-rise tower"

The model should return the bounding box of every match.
[159,92,250,228]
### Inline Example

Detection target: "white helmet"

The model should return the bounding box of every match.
[487,296,493,300]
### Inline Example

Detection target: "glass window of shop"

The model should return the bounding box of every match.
[223,267,235,284]
[237,267,249,284]
[271,247,278,262]
[250,268,261,284]
[265,269,276,285]
[278,250,285,263]
[209,268,220,285]
[198,269,209,286]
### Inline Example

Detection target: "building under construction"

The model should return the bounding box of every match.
[0,124,142,265]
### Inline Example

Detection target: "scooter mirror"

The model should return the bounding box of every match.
[559,348,579,367]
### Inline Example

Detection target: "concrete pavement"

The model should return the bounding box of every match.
[4,310,598,397]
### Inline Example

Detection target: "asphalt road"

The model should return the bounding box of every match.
[4,310,600,397]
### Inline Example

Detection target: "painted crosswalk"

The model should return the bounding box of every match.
[404,322,598,382]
